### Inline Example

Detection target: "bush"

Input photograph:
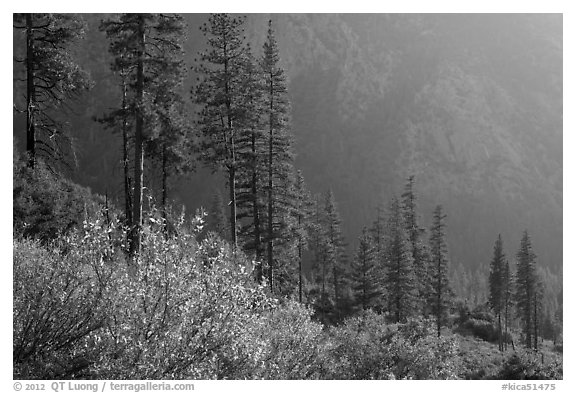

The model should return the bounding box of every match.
[13,159,104,241]
[14,208,281,380]
[84,216,277,379]
[456,318,500,342]
[497,352,563,380]
[251,300,325,379]
[321,311,460,379]
[13,239,109,379]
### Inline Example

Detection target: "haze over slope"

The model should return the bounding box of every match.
[13,14,562,273]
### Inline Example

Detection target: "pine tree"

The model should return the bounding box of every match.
[488,234,507,351]
[261,20,295,292]
[13,13,91,169]
[384,197,417,323]
[428,205,452,337]
[235,50,266,281]
[351,228,382,310]
[400,175,430,316]
[95,66,133,226]
[515,230,539,349]
[324,190,350,318]
[145,42,191,236]
[503,259,513,350]
[101,13,186,258]
[193,13,249,249]
[309,194,333,314]
[292,170,314,303]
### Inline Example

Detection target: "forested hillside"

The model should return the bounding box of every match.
[13,14,562,274]
[13,13,562,380]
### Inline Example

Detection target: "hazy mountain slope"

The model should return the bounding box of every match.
[247,14,562,272]
[13,14,562,273]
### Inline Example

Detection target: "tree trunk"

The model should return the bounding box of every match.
[26,14,36,168]
[228,165,237,246]
[298,214,303,303]
[129,14,145,259]
[533,294,538,350]
[121,73,132,228]
[498,313,503,351]
[437,258,442,338]
[251,131,263,283]
[526,295,532,348]
[162,143,168,239]
[504,293,509,351]
[267,94,274,293]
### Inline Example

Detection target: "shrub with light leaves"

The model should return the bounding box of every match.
[13,238,109,379]
[322,310,460,379]
[251,300,325,379]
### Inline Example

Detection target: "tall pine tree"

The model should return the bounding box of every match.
[428,205,452,337]
[384,197,417,323]
[101,13,186,257]
[515,230,539,349]
[260,20,295,292]
[488,234,507,351]
[14,13,91,169]
[351,227,382,310]
[401,175,430,316]
[193,13,249,249]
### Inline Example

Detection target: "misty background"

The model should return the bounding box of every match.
[12,13,562,277]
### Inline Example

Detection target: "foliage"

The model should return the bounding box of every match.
[400,176,430,316]
[428,205,453,336]
[384,197,417,322]
[456,319,500,343]
[350,228,382,310]
[497,352,562,380]
[515,230,541,349]
[13,238,109,379]
[13,13,92,168]
[251,300,325,379]
[13,157,104,241]
[322,310,460,379]
[86,215,277,379]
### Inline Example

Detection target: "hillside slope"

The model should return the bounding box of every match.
[13,13,562,273]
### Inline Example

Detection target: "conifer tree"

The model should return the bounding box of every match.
[309,194,333,313]
[235,50,266,281]
[14,13,91,169]
[384,197,417,323]
[515,230,539,349]
[261,20,295,292]
[193,13,249,249]
[428,205,452,337]
[401,175,430,316]
[503,259,513,350]
[146,72,192,228]
[488,234,507,351]
[101,13,186,257]
[96,66,133,226]
[351,228,381,310]
[370,202,386,254]
[292,170,314,303]
[324,190,350,317]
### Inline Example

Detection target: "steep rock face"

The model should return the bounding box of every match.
[13,14,561,272]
